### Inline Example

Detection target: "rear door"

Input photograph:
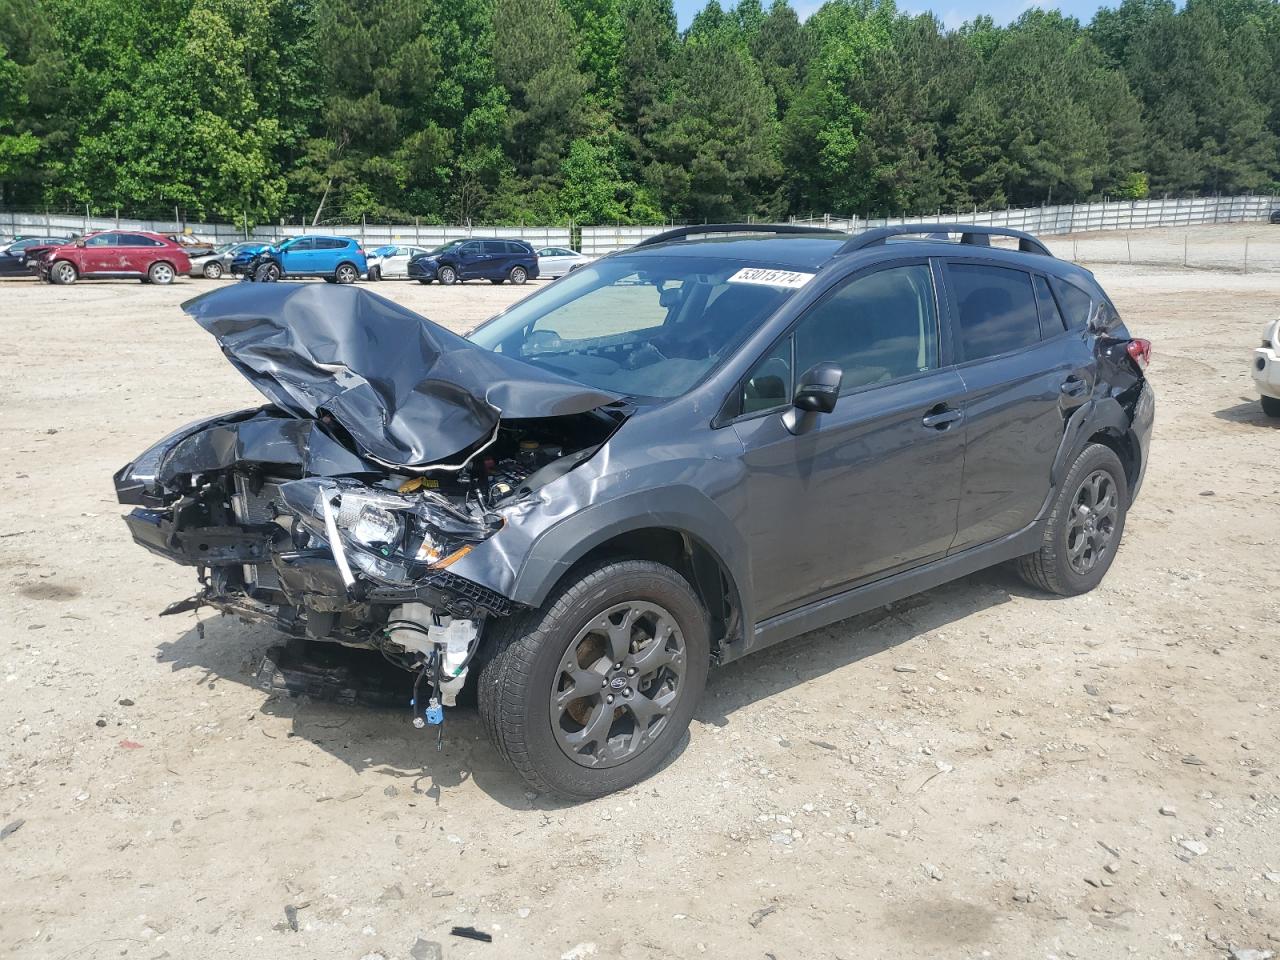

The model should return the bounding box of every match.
[731,260,968,620]
[942,259,1094,552]
[116,233,164,274]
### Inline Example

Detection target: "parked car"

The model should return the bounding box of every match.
[366,244,431,280]
[36,231,191,284]
[189,241,268,279]
[242,235,367,284]
[1254,318,1280,417]
[164,233,216,257]
[0,236,71,277]
[1270,210,1280,224]
[408,238,539,285]
[536,246,591,278]
[114,223,1153,799]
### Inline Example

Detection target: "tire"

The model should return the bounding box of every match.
[1016,443,1128,596]
[437,264,457,285]
[1262,395,1280,418]
[148,261,175,285]
[508,265,528,285]
[489,278,504,285]
[477,559,710,800]
[50,260,78,285]
[255,262,281,282]
[335,262,358,284]
[417,278,433,285]
[368,266,381,281]
[203,261,223,279]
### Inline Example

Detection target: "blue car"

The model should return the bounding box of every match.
[240,236,368,284]
[407,238,539,285]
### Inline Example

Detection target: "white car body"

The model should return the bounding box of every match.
[1254,318,1280,415]
[536,246,591,278]
[367,245,430,279]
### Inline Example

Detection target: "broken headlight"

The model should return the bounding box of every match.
[278,478,499,585]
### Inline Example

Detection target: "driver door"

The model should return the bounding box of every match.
[730,261,968,621]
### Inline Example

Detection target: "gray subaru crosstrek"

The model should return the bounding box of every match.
[115,224,1154,799]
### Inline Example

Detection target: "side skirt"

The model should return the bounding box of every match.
[729,521,1043,663]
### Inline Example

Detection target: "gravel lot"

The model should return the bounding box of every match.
[2,231,1279,960]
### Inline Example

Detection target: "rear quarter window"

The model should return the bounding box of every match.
[948,262,1041,361]
[1048,276,1093,330]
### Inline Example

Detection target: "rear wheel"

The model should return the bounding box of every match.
[1262,395,1280,418]
[508,265,528,285]
[335,262,358,284]
[1016,443,1128,596]
[477,560,709,800]
[148,261,175,285]
[438,264,458,285]
[203,261,223,279]
[51,260,78,285]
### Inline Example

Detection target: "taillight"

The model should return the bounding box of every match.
[1126,338,1152,368]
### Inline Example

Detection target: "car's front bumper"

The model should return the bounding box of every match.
[1254,346,1280,400]
[407,260,438,280]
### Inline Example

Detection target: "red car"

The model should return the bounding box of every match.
[37,230,192,285]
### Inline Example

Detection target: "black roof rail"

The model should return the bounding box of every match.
[837,224,1053,257]
[634,223,843,248]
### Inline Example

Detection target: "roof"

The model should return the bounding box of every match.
[620,224,1095,286]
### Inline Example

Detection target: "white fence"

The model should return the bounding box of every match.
[0,210,570,250]
[4,195,1274,258]
[580,194,1278,255]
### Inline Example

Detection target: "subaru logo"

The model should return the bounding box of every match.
[609,676,627,691]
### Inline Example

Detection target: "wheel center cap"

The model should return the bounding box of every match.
[609,675,627,691]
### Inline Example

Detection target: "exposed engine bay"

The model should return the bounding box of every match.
[115,283,626,733]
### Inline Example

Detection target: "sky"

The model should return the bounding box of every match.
[671,0,1112,31]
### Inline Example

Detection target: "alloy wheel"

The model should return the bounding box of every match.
[55,263,76,283]
[549,601,687,769]
[1066,469,1118,575]
[336,264,357,284]
[151,263,174,284]
[439,265,457,285]
[204,262,223,279]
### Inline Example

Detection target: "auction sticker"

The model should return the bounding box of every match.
[726,267,815,289]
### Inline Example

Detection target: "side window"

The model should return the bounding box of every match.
[86,233,116,247]
[316,238,345,249]
[1048,276,1092,330]
[949,263,1041,361]
[289,237,315,251]
[119,233,161,247]
[459,242,479,257]
[794,263,940,392]
[741,336,793,414]
[507,241,528,255]
[1032,275,1066,337]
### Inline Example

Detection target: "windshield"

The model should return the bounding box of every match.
[428,240,465,255]
[468,255,804,399]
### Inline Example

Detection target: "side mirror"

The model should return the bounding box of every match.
[784,362,842,434]
[75,239,86,248]
[794,362,842,413]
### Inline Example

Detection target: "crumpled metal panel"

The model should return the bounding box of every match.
[182,283,620,469]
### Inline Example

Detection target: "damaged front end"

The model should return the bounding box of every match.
[116,283,623,724]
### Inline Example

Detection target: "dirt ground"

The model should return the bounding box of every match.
[1,231,1278,960]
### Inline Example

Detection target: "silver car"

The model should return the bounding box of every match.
[190,241,268,279]
[536,246,591,278]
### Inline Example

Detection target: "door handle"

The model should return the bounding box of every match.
[922,405,963,430]
[1060,376,1087,397]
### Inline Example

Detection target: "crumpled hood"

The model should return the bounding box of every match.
[182,283,620,470]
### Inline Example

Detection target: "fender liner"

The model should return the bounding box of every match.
[507,484,753,641]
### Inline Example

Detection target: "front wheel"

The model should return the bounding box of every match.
[335,262,358,284]
[437,264,458,285]
[508,265,528,285]
[1015,443,1128,596]
[417,278,433,285]
[51,260,78,285]
[477,560,710,800]
[1262,395,1280,418]
[255,262,281,282]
